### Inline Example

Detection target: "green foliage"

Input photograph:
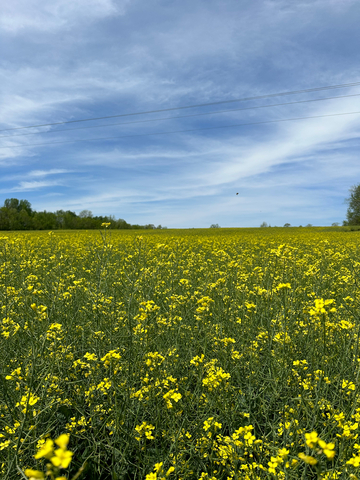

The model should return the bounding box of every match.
[0,198,161,231]
[345,184,360,225]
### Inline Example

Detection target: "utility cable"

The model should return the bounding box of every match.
[2,109,360,150]
[1,80,360,132]
[1,92,360,139]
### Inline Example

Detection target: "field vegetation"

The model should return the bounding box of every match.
[1,227,360,479]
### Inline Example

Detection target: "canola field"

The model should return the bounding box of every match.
[1,227,360,480]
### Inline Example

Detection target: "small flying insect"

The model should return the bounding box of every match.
[236,193,239,195]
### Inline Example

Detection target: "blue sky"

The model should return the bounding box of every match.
[1,0,360,227]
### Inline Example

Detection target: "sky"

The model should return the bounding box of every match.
[1,0,360,228]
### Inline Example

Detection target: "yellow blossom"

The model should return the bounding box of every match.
[54,434,70,450]
[298,452,317,465]
[24,470,45,480]
[50,448,73,468]
[305,431,319,448]
[34,439,54,459]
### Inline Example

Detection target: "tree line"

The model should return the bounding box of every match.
[0,198,164,231]
[344,184,360,226]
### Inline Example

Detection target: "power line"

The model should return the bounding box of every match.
[2,109,360,150]
[1,92,360,139]
[1,80,360,133]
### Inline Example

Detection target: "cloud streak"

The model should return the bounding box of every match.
[1,0,125,33]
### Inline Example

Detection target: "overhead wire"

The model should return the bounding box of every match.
[1,92,360,139]
[2,109,360,150]
[1,80,360,132]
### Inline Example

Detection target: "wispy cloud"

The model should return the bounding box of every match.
[0,0,125,33]
[28,169,71,177]
[1,169,72,183]
[11,180,62,192]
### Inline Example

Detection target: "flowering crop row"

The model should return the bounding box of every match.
[1,227,360,479]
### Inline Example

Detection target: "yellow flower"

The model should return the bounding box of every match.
[163,390,182,408]
[268,456,282,473]
[154,462,163,472]
[24,470,45,479]
[145,473,157,480]
[278,448,289,458]
[298,452,317,465]
[34,439,54,459]
[135,422,155,441]
[0,440,11,450]
[55,434,70,450]
[275,283,292,291]
[166,466,175,476]
[305,431,318,448]
[51,448,73,468]
[347,455,360,467]
[29,394,39,406]
[318,439,335,459]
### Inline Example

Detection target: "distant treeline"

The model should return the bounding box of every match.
[0,198,165,231]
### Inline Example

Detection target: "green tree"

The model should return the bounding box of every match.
[33,211,57,230]
[4,198,20,211]
[18,209,33,229]
[0,207,10,230]
[79,209,93,219]
[1,198,33,230]
[116,218,131,229]
[63,211,79,229]
[0,197,149,230]
[7,208,21,230]
[19,199,33,216]
[78,210,94,228]
[345,184,360,225]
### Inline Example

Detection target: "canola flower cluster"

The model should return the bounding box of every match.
[24,433,73,480]
[1,227,360,478]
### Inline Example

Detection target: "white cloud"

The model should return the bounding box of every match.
[196,97,360,188]
[6,180,62,192]
[0,0,126,33]
[28,169,71,177]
